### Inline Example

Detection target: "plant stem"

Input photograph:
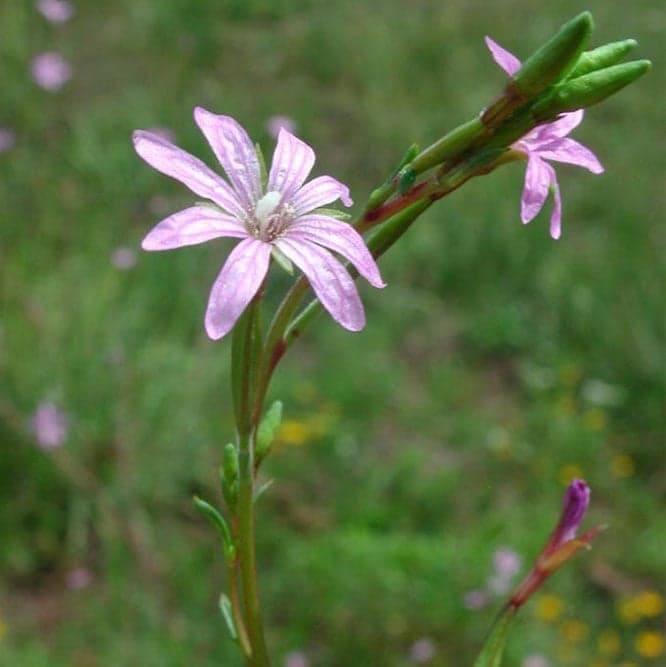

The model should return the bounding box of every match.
[231,300,271,666]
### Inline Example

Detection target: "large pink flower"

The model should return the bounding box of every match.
[485,37,604,239]
[134,108,384,339]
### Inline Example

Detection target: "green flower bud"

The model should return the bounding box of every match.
[255,400,283,462]
[568,39,638,79]
[221,443,239,509]
[514,12,593,97]
[533,59,651,119]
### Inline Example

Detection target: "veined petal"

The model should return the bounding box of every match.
[521,155,554,224]
[204,238,271,340]
[547,164,563,240]
[275,237,365,332]
[194,107,262,210]
[543,110,584,138]
[485,36,521,77]
[537,137,604,174]
[141,205,248,251]
[287,215,385,288]
[268,128,315,203]
[133,130,244,217]
[291,176,353,216]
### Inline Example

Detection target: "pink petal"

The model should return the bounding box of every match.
[287,216,385,288]
[141,206,248,251]
[521,155,554,224]
[193,107,261,210]
[132,130,244,218]
[548,167,563,240]
[291,176,353,216]
[204,238,271,340]
[539,110,584,140]
[536,137,604,174]
[268,128,315,203]
[484,36,522,77]
[274,237,365,332]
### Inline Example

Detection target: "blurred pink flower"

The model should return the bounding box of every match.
[522,655,550,667]
[266,115,297,139]
[0,128,15,153]
[36,0,74,24]
[66,567,92,590]
[284,651,309,667]
[134,107,384,339]
[485,36,604,239]
[409,637,436,663]
[464,588,490,610]
[493,547,522,578]
[31,401,68,449]
[111,246,137,270]
[31,52,72,91]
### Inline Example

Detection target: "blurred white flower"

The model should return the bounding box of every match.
[522,655,550,667]
[31,52,72,91]
[0,128,15,153]
[409,637,436,663]
[66,567,92,590]
[111,246,137,270]
[284,651,309,667]
[266,115,297,139]
[31,401,68,449]
[36,0,74,24]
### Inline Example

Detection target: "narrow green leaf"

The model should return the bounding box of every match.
[473,606,516,667]
[219,593,238,641]
[256,400,283,461]
[193,496,235,561]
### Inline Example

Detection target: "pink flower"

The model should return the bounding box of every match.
[36,0,74,24]
[284,652,309,667]
[31,401,68,449]
[485,37,604,239]
[111,246,137,270]
[66,567,92,590]
[134,108,384,339]
[509,479,602,608]
[266,115,297,139]
[409,637,436,663]
[31,52,72,91]
[0,128,15,153]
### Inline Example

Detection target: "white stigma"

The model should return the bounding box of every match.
[254,191,282,232]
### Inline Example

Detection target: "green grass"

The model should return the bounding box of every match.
[0,1,664,665]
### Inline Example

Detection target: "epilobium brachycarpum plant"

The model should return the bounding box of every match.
[132,12,649,667]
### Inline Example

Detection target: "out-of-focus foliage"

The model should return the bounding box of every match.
[0,1,663,665]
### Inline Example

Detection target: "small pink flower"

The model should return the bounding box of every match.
[36,0,74,24]
[31,52,72,91]
[284,651,309,667]
[134,108,385,339]
[0,128,15,153]
[464,589,489,610]
[485,37,604,239]
[31,401,68,449]
[266,115,297,139]
[522,655,550,667]
[66,567,92,590]
[509,479,602,608]
[493,547,522,578]
[111,246,137,270]
[409,637,436,663]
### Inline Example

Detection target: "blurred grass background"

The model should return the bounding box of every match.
[0,1,664,665]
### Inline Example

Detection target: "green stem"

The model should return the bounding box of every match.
[231,299,270,666]
[228,558,252,659]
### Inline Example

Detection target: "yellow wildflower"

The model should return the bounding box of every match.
[633,591,664,617]
[535,594,564,622]
[611,453,635,478]
[561,618,589,643]
[635,630,664,658]
[559,464,584,486]
[597,628,621,656]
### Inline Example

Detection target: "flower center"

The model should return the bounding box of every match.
[249,191,294,242]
